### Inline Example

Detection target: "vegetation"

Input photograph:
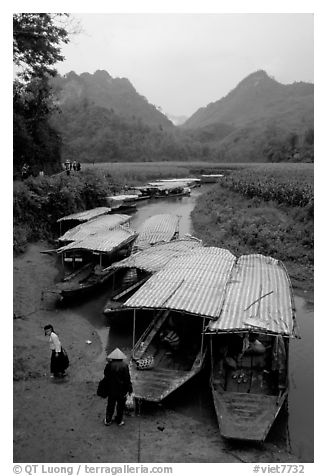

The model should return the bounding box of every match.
[13,14,70,177]
[191,164,314,290]
[13,161,202,251]
[13,169,115,252]
[49,69,313,165]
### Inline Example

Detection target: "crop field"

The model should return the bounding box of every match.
[81,161,250,185]
[221,163,314,208]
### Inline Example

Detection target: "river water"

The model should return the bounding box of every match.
[76,186,314,462]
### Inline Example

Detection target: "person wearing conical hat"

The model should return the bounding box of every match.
[103,348,133,426]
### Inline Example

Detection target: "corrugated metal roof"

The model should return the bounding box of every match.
[57,226,137,253]
[207,254,297,337]
[123,247,236,318]
[57,207,110,223]
[133,214,180,252]
[108,237,203,273]
[58,214,131,243]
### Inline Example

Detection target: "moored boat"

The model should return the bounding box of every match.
[58,213,131,246]
[57,206,111,236]
[132,213,180,253]
[55,226,138,301]
[118,247,236,402]
[206,254,298,442]
[103,237,203,314]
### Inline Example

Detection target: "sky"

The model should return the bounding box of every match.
[55,12,314,117]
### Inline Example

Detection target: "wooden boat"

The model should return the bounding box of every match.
[132,213,180,253]
[147,181,191,198]
[103,237,203,314]
[103,268,152,314]
[200,174,224,183]
[207,254,298,442]
[58,213,131,246]
[55,226,138,301]
[57,207,111,236]
[117,247,237,402]
[129,309,206,402]
[105,194,138,212]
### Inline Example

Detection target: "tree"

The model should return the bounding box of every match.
[13,13,70,81]
[13,14,70,176]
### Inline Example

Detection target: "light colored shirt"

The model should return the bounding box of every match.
[49,332,61,353]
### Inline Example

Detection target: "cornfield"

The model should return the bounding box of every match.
[221,165,313,209]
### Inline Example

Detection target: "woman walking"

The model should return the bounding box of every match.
[103,348,133,426]
[44,324,69,378]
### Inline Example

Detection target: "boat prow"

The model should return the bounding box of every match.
[212,389,287,442]
[130,351,204,402]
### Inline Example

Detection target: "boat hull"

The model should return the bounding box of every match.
[211,386,287,442]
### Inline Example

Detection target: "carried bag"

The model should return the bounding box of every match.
[97,377,109,398]
[125,393,135,411]
[61,348,70,370]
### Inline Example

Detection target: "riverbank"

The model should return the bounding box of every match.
[13,242,297,463]
[191,183,313,295]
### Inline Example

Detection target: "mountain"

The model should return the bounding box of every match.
[51,70,174,129]
[50,70,206,163]
[182,71,314,162]
[183,70,313,130]
[50,69,313,164]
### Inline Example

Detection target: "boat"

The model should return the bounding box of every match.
[132,213,180,253]
[147,181,191,198]
[105,194,138,212]
[103,236,203,314]
[57,213,131,247]
[152,178,201,188]
[200,174,224,183]
[128,309,206,402]
[57,207,111,236]
[118,247,236,402]
[55,226,138,301]
[206,254,299,442]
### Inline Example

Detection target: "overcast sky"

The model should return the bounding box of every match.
[55,13,314,117]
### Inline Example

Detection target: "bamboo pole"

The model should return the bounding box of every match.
[200,316,205,360]
[132,309,136,358]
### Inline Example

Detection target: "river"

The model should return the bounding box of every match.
[76,186,314,462]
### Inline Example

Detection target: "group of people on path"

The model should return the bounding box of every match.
[64,159,81,175]
[44,324,132,428]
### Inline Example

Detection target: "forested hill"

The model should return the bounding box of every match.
[181,71,314,162]
[51,70,173,129]
[50,70,207,163]
[50,69,314,164]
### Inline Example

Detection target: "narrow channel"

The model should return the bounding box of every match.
[75,186,313,461]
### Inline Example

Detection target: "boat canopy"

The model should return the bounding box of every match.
[147,182,188,190]
[156,178,201,184]
[133,214,180,252]
[107,236,203,274]
[57,226,137,254]
[57,207,110,223]
[207,254,298,337]
[58,214,131,243]
[106,194,139,202]
[122,247,236,318]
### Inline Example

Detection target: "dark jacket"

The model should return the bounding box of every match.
[104,360,133,396]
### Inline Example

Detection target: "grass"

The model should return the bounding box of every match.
[191,163,314,291]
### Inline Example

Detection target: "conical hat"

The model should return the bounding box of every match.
[107,348,127,360]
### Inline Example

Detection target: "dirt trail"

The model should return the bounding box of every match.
[13,242,296,463]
